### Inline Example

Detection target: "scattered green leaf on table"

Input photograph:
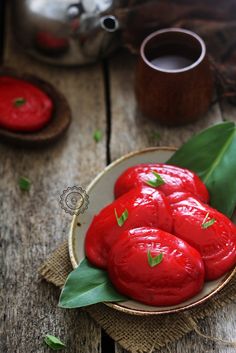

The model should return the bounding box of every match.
[93,129,102,143]
[59,258,127,308]
[19,176,31,191]
[44,334,66,350]
[167,122,236,218]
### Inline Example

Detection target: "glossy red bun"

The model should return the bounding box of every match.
[168,192,236,280]
[0,76,53,132]
[108,227,205,306]
[114,163,209,203]
[85,186,173,269]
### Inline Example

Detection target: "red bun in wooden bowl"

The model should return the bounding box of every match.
[0,67,71,147]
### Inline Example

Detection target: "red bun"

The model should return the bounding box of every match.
[85,186,173,269]
[0,76,53,132]
[168,192,236,280]
[114,163,209,203]
[108,227,205,306]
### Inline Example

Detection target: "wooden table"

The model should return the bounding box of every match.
[1,6,236,353]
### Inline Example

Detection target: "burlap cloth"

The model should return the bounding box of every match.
[39,242,236,353]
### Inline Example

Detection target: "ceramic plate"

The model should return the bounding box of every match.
[69,147,236,315]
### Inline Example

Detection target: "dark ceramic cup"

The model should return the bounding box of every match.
[135,28,213,126]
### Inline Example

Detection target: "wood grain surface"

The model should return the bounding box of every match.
[0,10,105,353]
[1,6,236,353]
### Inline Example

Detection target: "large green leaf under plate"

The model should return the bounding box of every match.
[168,122,236,217]
[59,258,127,308]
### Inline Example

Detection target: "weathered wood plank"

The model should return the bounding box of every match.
[220,100,236,123]
[0,7,106,353]
[109,50,236,353]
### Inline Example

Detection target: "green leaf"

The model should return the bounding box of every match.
[145,171,165,188]
[44,335,66,350]
[167,122,236,217]
[93,129,102,143]
[59,258,127,308]
[202,219,216,229]
[19,176,31,191]
[147,250,163,267]
[114,208,129,227]
[14,97,26,107]
[201,212,216,229]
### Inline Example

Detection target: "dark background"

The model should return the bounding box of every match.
[0,0,5,63]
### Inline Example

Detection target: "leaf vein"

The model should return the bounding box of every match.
[203,129,236,183]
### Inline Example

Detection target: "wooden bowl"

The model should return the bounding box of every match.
[0,67,71,147]
[135,28,213,126]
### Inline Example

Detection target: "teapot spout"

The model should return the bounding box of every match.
[100,15,119,32]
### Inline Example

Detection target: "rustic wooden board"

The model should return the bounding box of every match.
[109,51,236,353]
[2,6,236,353]
[0,10,106,353]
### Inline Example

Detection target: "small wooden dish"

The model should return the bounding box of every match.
[0,67,71,147]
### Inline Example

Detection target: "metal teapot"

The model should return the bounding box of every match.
[12,0,122,65]
[12,0,235,68]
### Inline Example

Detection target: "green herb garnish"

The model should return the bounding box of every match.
[44,335,66,351]
[14,97,26,107]
[145,171,165,188]
[114,208,128,227]
[147,250,163,267]
[201,212,216,229]
[19,177,31,191]
[93,129,102,143]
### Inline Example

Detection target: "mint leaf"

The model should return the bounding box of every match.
[114,208,128,227]
[93,129,102,143]
[145,171,165,188]
[147,250,163,267]
[201,212,216,229]
[14,97,26,107]
[19,177,31,191]
[44,335,66,350]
